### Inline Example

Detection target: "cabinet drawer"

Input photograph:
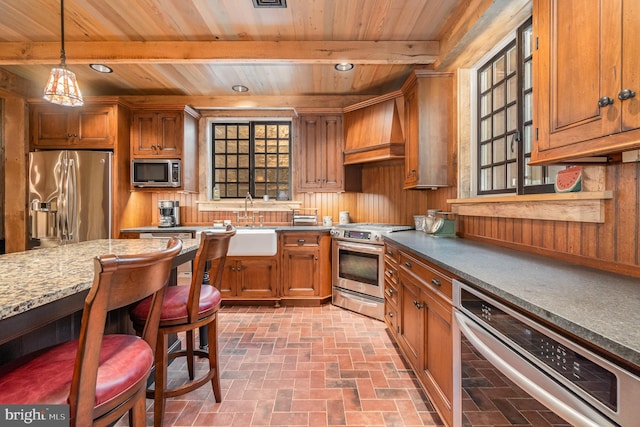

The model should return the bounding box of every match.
[384,278,399,306]
[384,244,401,265]
[399,252,452,299]
[282,233,321,247]
[384,261,399,285]
[384,299,398,336]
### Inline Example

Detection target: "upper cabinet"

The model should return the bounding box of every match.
[533,0,640,163]
[30,102,116,149]
[296,113,361,192]
[131,106,199,158]
[343,96,405,164]
[130,105,200,192]
[402,71,454,189]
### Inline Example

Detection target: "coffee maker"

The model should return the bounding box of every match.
[158,200,180,227]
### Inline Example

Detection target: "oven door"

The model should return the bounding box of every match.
[452,280,637,427]
[332,239,384,299]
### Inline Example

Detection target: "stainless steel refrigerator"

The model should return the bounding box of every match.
[29,150,112,249]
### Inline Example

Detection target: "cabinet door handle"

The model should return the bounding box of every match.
[618,88,636,101]
[431,278,441,287]
[297,239,306,243]
[413,300,423,310]
[597,96,614,107]
[404,261,412,268]
[386,251,393,256]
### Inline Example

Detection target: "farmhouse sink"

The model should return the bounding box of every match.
[197,227,277,256]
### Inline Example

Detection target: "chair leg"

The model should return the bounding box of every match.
[129,388,147,427]
[208,314,222,402]
[186,329,195,380]
[154,331,169,427]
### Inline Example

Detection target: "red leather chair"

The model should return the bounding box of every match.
[131,227,235,426]
[0,238,182,427]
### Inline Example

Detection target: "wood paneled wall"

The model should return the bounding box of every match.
[459,161,640,278]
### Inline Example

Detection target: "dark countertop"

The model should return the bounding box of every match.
[384,231,640,369]
[121,225,332,233]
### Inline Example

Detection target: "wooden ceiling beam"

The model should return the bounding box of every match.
[0,40,438,65]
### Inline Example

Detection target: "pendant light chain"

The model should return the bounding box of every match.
[59,0,66,67]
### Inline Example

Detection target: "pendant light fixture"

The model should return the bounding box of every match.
[43,0,83,106]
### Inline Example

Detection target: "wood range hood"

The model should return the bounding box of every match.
[343,91,405,165]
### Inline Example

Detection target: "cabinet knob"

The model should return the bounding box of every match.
[618,89,636,101]
[431,278,441,287]
[388,288,394,295]
[597,96,614,107]
[387,269,394,276]
[413,300,423,310]
[388,312,394,318]
[404,261,412,268]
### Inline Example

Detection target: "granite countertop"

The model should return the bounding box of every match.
[0,238,199,321]
[385,231,640,368]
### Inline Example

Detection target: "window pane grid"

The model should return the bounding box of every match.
[477,18,554,195]
[212,122,291,199]
[477,40,517,194]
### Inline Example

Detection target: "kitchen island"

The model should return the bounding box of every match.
[0,238,199,363]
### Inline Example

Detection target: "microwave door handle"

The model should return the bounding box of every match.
[454,311,616,427]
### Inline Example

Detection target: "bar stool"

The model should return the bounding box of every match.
[130,226,235,426]
[0,238,182,427]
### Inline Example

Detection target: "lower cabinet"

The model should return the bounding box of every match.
[280,231,332,301]
[214,230,331,305]
[386,242,454,427]
[219,257,278,300]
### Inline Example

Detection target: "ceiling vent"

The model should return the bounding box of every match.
[252,0,286,7]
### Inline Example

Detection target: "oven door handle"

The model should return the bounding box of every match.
[454,311,616,427]
[335,240,384,254]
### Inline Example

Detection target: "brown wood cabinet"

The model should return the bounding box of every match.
[533,0,640,163]
[386,241,453,427]
[130,105,200,192]
[219,256,278,300]
[297,114,345,191]
[280,231,332,301]
[30,103,116,149]
[401,71,454,189]
[383,244,401,338]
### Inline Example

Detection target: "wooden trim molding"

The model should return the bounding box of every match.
[447,191,613,223]
[197,200,302,212]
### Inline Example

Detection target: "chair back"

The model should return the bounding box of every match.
[70,237,182,425]
[187,226,236,322]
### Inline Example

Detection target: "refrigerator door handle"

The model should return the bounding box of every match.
[66,158,77,241]
[59,158,68,241]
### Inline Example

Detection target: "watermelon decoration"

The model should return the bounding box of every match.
[555,166,582,193]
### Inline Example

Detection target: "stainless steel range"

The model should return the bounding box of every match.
[330,223,412,320]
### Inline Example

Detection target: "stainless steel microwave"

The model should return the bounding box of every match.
[131,159,181,188]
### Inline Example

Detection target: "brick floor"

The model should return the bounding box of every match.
[119,304,444,426]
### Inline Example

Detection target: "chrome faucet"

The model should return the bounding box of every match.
[245,192,253,212]
[236,192,256,225]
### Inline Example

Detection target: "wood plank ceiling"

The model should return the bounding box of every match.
[0,0,531,108]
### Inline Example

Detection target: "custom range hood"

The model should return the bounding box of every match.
[343,93,405,165]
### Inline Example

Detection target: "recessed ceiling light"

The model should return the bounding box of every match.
[89,64,113,73]
[335,63,354,72]
[232,85,249,92]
